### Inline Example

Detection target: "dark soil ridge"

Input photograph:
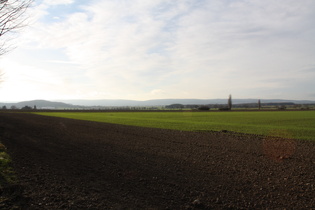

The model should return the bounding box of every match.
[0,112,314,209]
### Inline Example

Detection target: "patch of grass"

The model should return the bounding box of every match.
[0,143,17,187]
[35,111,315,141]
[0,142,19,206]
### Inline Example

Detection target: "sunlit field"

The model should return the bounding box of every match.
[36,111,315,141]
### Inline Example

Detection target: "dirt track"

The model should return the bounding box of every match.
[0,112,314,209]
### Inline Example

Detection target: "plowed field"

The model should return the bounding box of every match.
[0,112,314,209]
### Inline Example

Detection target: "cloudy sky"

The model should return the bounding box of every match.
[0,0,315,102]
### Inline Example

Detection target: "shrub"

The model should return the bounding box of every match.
[198,106,210,111]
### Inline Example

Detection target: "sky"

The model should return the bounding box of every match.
[0,0,315,102]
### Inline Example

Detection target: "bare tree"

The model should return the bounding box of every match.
[0,0,32,56]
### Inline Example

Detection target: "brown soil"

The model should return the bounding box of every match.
[0,112,314,209]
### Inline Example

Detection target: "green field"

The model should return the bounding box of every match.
[36,111,315,141]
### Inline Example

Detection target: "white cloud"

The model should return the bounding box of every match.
[1,0,315,101]
[43,0,74,6]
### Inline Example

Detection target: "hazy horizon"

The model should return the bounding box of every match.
[2,97,315,104]
[1,0,315,101]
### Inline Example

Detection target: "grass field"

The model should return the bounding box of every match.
[36,111,315,141]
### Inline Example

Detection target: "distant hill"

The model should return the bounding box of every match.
[1,99,314,109]
[59,98,315,106]
[0,100,80,109]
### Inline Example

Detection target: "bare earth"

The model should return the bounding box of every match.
[0,112,314,209]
